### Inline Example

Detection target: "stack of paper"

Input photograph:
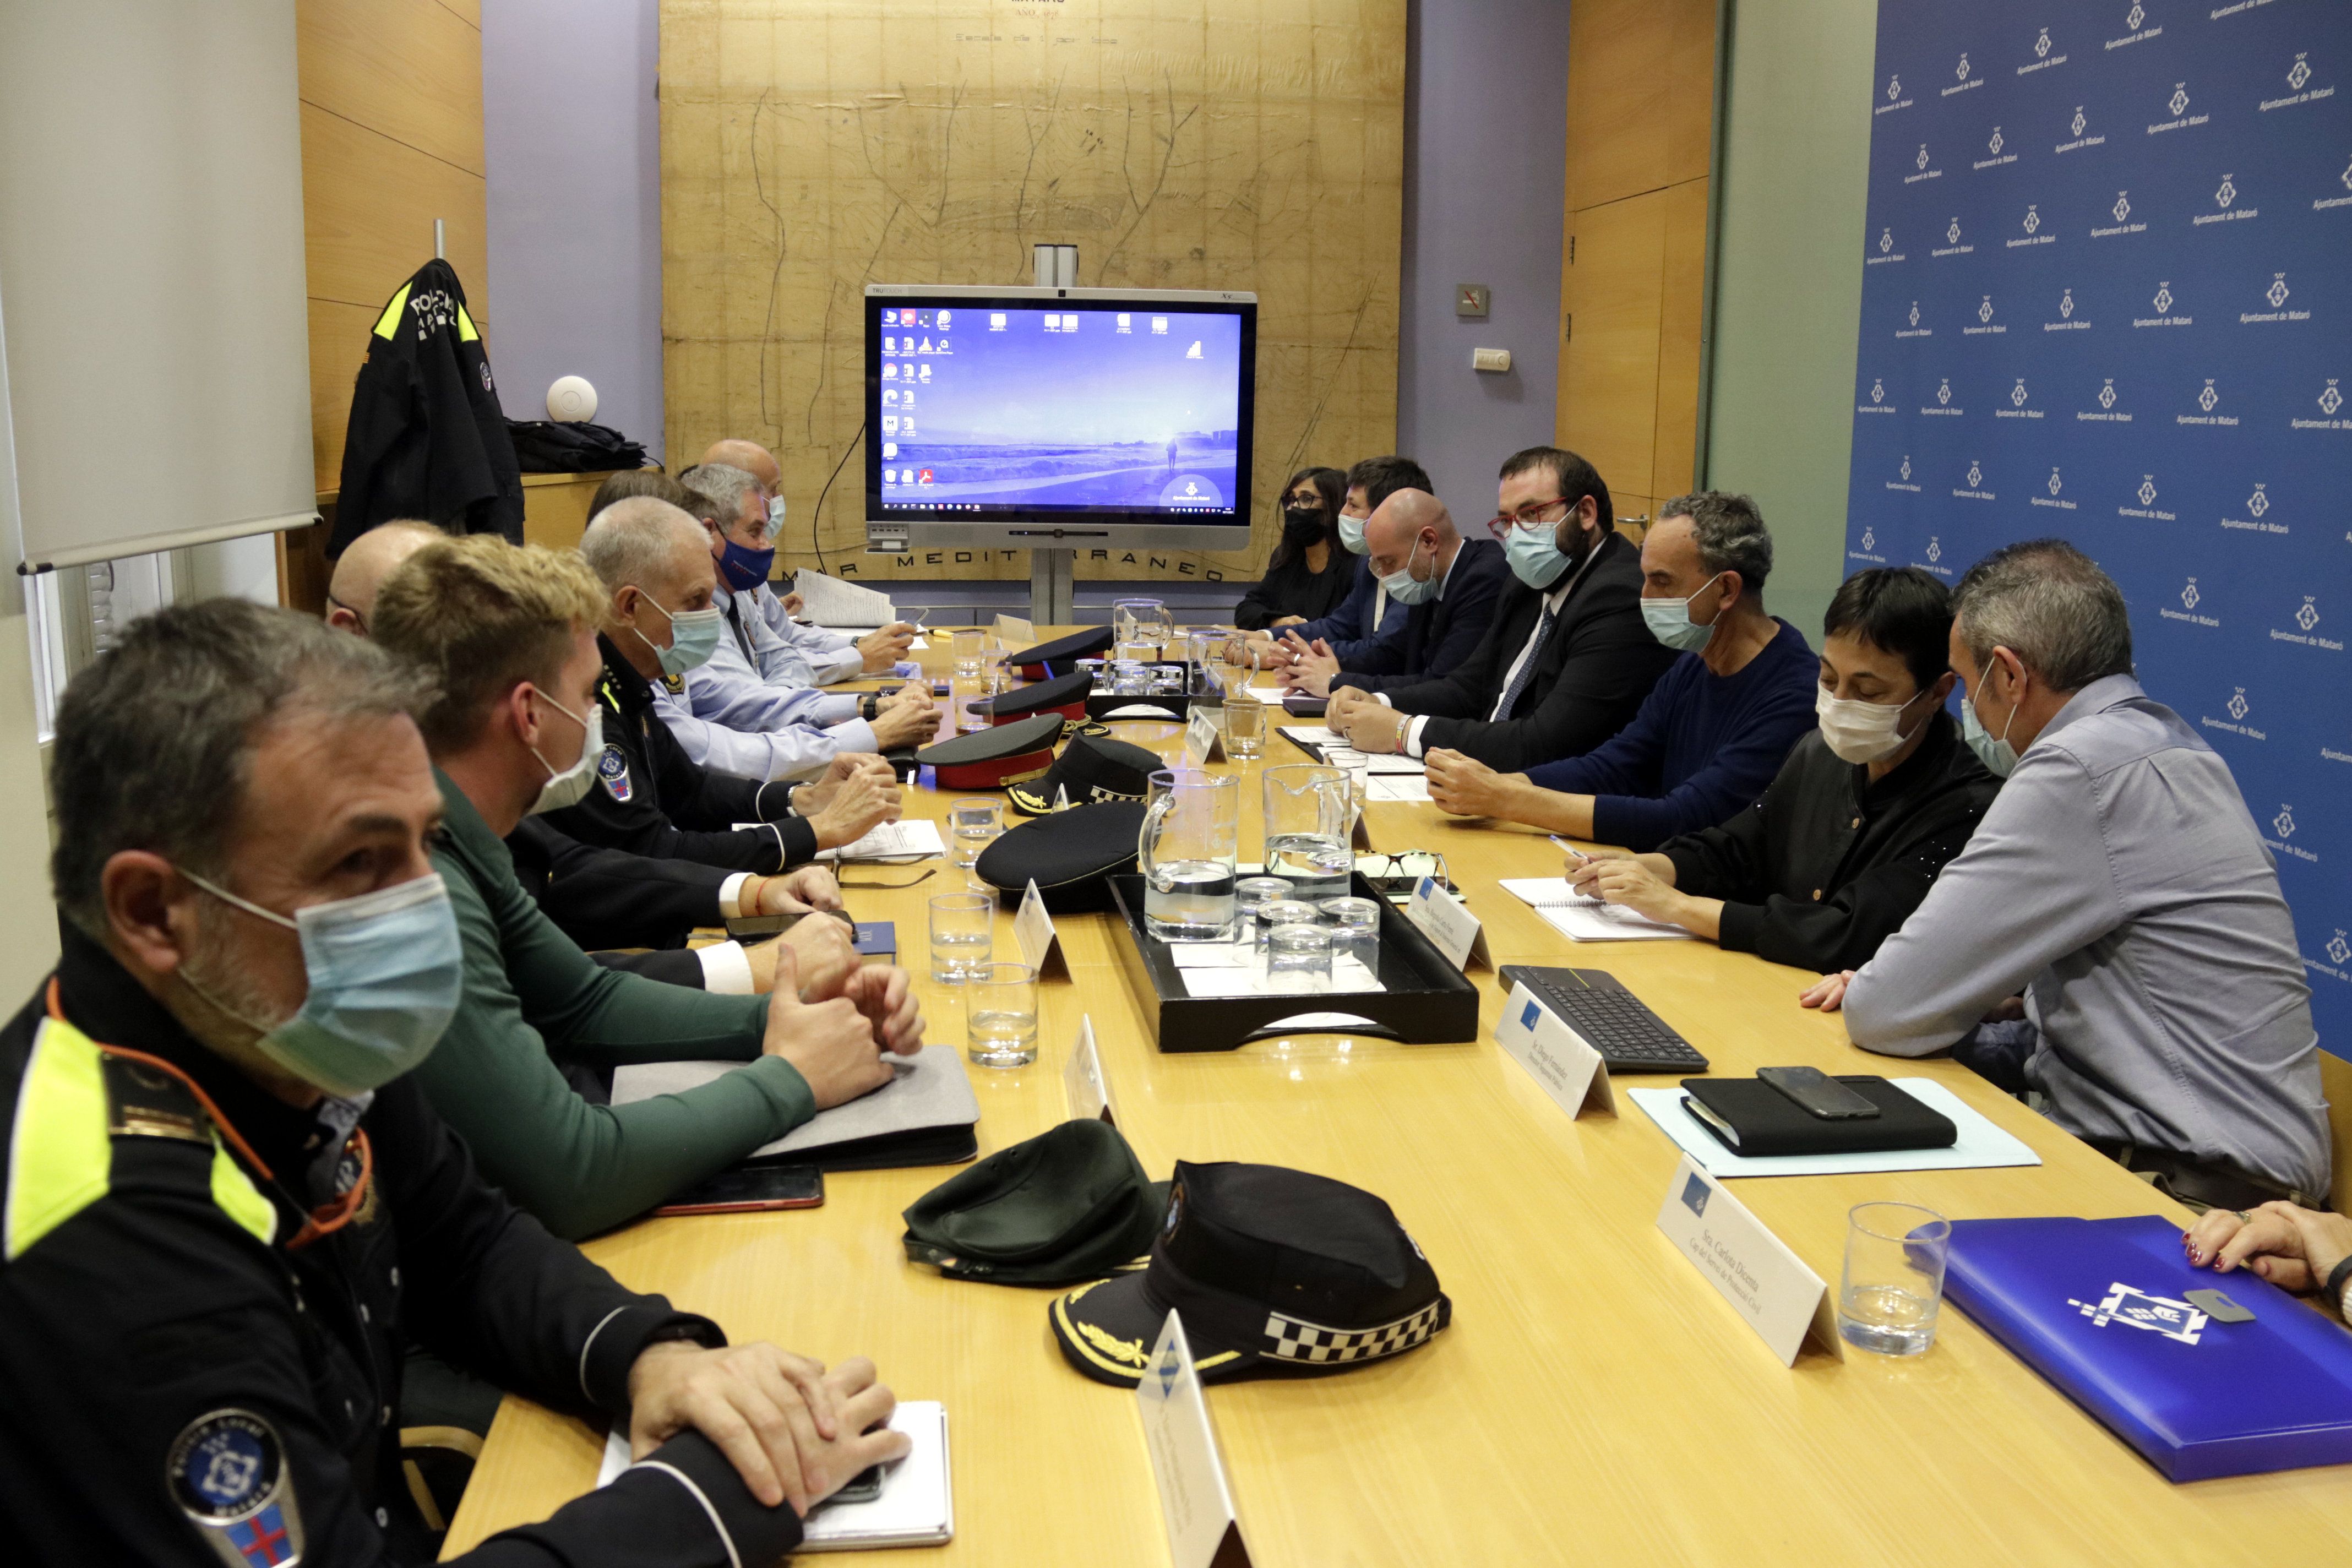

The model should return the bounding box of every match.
[1167,941,1385,998]
[792,569,899,628]
[818,818,945,863]
[1499,877,1697,941]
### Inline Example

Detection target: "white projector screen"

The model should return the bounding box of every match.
[0,0,314,573]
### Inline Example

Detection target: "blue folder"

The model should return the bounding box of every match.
[1943,1215,2352,1481]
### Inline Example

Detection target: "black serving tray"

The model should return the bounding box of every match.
[1106,870,1482,1052]
[1085,690,1191,722]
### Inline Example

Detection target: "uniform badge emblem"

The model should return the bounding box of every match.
[168,1408,306,1566]
[597,744,633,802]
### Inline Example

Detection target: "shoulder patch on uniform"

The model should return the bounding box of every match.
[661,671,687,695]
[168,1408,306,1567]
[597,744,633,802]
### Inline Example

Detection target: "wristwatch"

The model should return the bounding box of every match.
[2323,1253,2352,1317]
[861,694,881,722]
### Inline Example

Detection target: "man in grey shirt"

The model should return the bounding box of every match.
[1811,540,2329,1208]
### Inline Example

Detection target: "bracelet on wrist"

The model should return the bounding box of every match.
[2322,1254,2352,1316]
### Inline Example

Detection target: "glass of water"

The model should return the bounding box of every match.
[948,797,1001,868]
[1223,696,1267,759]
[928,892,994,982]
[1319,896,1382,973]
[1838,1202,1953,1356]
[1252,899,1323,955]
[1234,876,1295,944]
[1265,923,1333,990]
[966,962,1041,1066]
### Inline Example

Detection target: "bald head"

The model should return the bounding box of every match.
[327,520,443,634]
[700,439,780,493]
[1364,489,1455,579]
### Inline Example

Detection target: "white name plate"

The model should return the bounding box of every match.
[1014,878,1069,979]
[1136,1312,1253,1568]
[1493,982,1613,1118]
[1653,1153,1843,1367]
[994,613,1036,644]
[1185,707,1227,764]
[1061,1015,1118,1125]
[1405,875,1490,971]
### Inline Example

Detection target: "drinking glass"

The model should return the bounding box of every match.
[1075,657,1108,690]
[949,798,1001,868]
[1265,923,1334,991]
[1838,1202,1953,1356]
[1109,660,1152,695]
[1252,899,1324,955]
[951,629,986,668]
[1234,876,1295,945]
[1113,597,1167,654]
[1319,896,1382,974]
[951,666,992,733]
[966,962,1041,1066]
[1223,697,1267,759]
[928,892,994,982]
[1138,769,1240,941]
[1261,764,1353,899]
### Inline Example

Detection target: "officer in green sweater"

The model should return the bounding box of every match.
[371,534,925,1239]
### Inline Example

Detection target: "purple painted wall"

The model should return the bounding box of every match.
[1397,0,1569,526]
[482,0,665,463]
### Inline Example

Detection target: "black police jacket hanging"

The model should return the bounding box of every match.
[331,258,525,553]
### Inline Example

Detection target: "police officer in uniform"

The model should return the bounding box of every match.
[0,600,906,1563]
[544,497,901,873]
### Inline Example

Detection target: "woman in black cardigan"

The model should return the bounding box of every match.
[1233,466,1352,630]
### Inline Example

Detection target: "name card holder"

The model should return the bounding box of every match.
[1185,707,1227,764]
[994,613,1036,643]
[1653,1154,1844,1367]
[1015,878,1070,979]
[1062,1015,1118,1125]
[1136,1312,1253,1568]
[1405,876,1490,972]
[1493,982,1614,1118]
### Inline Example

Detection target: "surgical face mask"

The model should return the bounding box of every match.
[1380,536,1439,606]
[178,870,462,1097]
[633,590,724,677]
[767,493,787,531]
[1505,520,1576,589]
[527,693,603,814]
[717,536,776,595]
[1641,572,1728,653]
[1962,684,2021,777]
[1815,684,1924,765]
[1337,511,1371,554]
[1282,506,1327,544]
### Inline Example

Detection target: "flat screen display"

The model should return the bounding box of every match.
[863,290,1255,532]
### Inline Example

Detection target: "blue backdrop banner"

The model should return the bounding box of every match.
[1847,1,2352,1055]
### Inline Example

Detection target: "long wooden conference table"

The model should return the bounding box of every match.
[447,636,2352,1565]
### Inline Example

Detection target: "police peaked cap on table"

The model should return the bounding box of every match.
[1011,625,1114,679]
[902,1119,1169,1288]
[1005,729,1163,818]
[913,712,1066,790]
[973,800,1146,911]
[1050,1160,1451,1387]
[981,669,1092,727]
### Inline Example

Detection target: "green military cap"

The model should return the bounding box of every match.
[901,1119,1167,1287]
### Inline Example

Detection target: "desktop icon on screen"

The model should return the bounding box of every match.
[1117,313,1132,331]
[918,337,934,353]
[918,364,932,381]
[900,468,914,484]
[917,310,932,328]
[882,415,899,434]
[937,309,952,328]
[883,363,898,379]
[883,388,899,405]
[884,336,897,353]
[883,469,896,484]
[1186,341,1202,360]
[882,442,897,458]
[918,469,935,485]
[1061,313,1080,332]
[989,312,1007,329]
[1151,317,1168,334]
[1043,315,1059,333]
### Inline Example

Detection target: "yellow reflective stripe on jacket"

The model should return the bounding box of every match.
[5,1018,112,1261]
[4,1016,276,1260]
[373,282,415,340]
[456,303,479,343]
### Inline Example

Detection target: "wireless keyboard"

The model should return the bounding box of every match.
[1496,965,1709,1073]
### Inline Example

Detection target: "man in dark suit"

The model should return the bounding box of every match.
[1327,446,1677,770]
[1275,489,1509,697]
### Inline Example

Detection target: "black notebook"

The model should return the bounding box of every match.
[1678,1075,1957,1157]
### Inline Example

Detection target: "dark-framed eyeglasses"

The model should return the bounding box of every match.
[1485,498,1572,542]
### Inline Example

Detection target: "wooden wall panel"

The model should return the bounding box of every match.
[1565,0,1717,212]
[1559,193,1665,508]
[285,0,485,607]
[1650,175,1711,507]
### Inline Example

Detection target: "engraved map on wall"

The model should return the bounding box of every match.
[658,0,1404,582]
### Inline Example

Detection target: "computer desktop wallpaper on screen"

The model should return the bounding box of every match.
[874,304,1244,514]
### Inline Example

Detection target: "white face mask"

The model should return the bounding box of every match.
[528,692,603,814]
[1815,684,1924,765]
[767,493,788,530]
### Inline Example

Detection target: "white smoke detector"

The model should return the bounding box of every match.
[546,375,598,422]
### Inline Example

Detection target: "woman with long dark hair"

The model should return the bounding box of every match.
[1233,465,1351,629]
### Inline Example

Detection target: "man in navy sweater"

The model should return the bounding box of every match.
[1425,492,1817,851]
[1276,489,1510,696]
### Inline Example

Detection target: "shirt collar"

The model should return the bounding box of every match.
[52,923,334,1179]
[597,631,654,712]
[2037,672,2144,745]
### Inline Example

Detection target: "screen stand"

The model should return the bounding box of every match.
[1028,547,1074,626]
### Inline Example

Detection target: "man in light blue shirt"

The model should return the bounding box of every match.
[1820,540,2329,1207]
[657,462,939,780]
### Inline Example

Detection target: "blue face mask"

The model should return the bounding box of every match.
[634,591,725,677]
[1505,522,1576,589]
[1380,537,1439,606]
[179,871,462,1097]
[1962,680,2021,777]
[1337,511,1370,555]
[717,536,776,594]
[1641,573,1728,652]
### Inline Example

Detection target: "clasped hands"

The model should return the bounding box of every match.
[627,1340,909,1517]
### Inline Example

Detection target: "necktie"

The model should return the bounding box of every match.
[723,599,757,665]
[1493,602,1558,721]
